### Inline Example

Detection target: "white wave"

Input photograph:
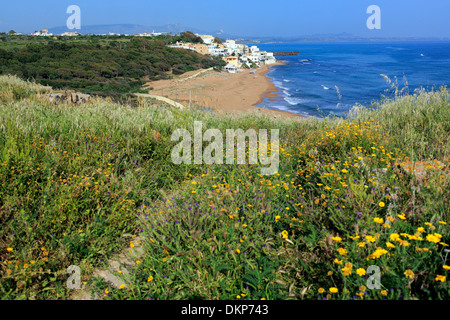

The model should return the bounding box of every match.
[273,80,283,87]
[283,79,291,82]
[273,80,288,91]
[271,105,291,111]
[284,96,304,105]
[283,90,291,97]
[321,85,331,90]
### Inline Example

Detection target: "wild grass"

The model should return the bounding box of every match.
[0,75,448,300]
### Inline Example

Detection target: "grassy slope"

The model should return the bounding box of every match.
[0,75,449,300]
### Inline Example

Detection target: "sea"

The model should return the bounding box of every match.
[253,41,450,118]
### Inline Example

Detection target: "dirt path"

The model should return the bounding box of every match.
[135,93,186,109]
[70,236,145,300]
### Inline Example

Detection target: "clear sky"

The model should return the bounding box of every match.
[1,0,449,38]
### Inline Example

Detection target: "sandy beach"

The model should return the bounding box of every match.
[143,62,299,118]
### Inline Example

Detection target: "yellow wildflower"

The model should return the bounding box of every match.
[426,234,441,243]
[404,270,414,279]
[399,240,410,247]
[390,233,400,242]
[373,217,384,224]
[435,275,446,282]
[356,268,366,276]
[386,242,395,249]
[342,266,352,276]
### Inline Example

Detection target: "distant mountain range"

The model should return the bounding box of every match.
[48,24,450,43]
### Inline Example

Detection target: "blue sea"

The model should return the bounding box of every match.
[253,42,450,118]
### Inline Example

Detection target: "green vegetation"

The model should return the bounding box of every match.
[0,75,449,300]
[178,31,203,44]
[0,35,225,99]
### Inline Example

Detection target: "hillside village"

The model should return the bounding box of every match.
[168,34,277,73]
[27,28,277,73]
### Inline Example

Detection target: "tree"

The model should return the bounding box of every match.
[180,31,202,44]
[8,30,16,35]
[214,37,222,44]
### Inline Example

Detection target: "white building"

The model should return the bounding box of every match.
[61,32,81,36]
[134,31,162,37]
[168,42,195,51]
[32,28,53,36]
[264,52,277,64]
[249,45,260,53]
[245,55,261,65]
[224,64,239,73]
[224,40,247,56]
[209,46,227,56]
[200,35,215,45]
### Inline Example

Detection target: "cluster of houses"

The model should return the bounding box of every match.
[133,31,163,37]
[30,28,80,37]
[168,34,277,73]
[31,28,53,36]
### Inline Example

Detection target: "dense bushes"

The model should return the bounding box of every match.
[0,36,225,98]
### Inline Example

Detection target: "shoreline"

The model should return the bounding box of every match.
[143,61,300,119]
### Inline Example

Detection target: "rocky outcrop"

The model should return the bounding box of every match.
[48,91,91,104]
[273,51,300,56]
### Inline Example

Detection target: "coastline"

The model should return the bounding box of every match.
[143,61,300,119]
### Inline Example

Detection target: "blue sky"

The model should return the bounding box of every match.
[1,0,449,38]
